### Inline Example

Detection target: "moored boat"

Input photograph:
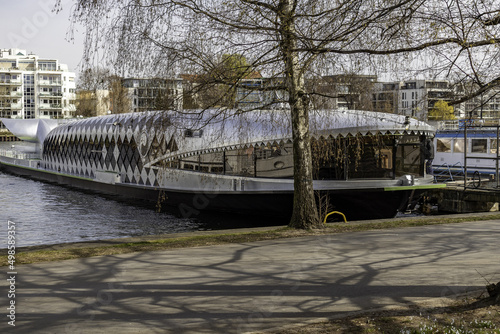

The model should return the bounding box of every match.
[1,109,442,221]
[432,120,500,180]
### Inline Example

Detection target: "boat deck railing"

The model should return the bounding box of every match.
[0,149,41,160]
[432,162,465,183]
[439,119,500,130]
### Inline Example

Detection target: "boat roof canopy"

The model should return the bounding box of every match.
[6,109,436,156]
[1,118,59,143]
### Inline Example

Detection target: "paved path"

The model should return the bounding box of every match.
[2,220,500,333]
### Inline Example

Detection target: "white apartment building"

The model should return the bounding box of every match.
[400,80,453,120]
[0,48,76,121]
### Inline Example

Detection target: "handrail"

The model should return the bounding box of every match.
[0,149,40,160]
[432,162,465,182]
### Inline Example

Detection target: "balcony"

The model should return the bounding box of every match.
[37,67,62,72]
[39,92,63,97]
[0,79,22,85]
[39,103,62,110]
[38,80,62,86]
[0,102,21,109]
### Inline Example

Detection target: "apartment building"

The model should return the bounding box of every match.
[0,48,76,121]
[316,75,377,110]
[236,75,376,111]
[122,77,183,112]
[236,77,288,110]
[463,92,500,120]
[453,81,500,120]
[372,82,400,114]
[373,80,455,120]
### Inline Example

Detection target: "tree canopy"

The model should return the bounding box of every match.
[66,0,500,228]
[428,100,456,121]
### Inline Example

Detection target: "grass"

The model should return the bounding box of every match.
[2,212,500,266]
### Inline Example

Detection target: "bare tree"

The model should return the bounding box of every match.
[75,91,98,117]
[77,67,111,91]
[77,68,130,115]
[76,67,111,117]
[308,74,377,110]
[66,0,500,229]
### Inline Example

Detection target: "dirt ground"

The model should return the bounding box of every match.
[268,293,500,334]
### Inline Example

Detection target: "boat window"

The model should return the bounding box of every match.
[225,148,255,177]
[154,158,179,169]
[395,144,422,177]
[184,129,203,138]
[211,166,224,173]
[255,143,293,178]
[436,138,451,152]
[471,139,487,153]
[200,152,224,174]
[312,135,395,180]
[453,139,464,153]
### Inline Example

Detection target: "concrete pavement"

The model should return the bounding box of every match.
[2,220,500,333]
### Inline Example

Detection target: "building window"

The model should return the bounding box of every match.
[38,61,57,71]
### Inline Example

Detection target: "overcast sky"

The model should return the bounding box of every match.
[0,0,84,74]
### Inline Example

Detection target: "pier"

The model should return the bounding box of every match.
[426,179,500,213]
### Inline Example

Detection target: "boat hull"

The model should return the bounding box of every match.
[0,160,417,222]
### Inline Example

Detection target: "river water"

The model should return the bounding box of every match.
[0,142,278,248]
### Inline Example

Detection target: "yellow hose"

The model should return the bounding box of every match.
[323,211,347,224]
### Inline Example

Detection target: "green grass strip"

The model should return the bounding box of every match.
[2,213,500,266]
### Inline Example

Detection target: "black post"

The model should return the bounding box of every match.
[464,122,468,190]
[223,150,226,175]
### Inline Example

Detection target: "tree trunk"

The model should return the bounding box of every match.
[279,0,321,229]
[289,98,322,229]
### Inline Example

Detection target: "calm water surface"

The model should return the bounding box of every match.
[0,142,278,248]
[0,170,208,248]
